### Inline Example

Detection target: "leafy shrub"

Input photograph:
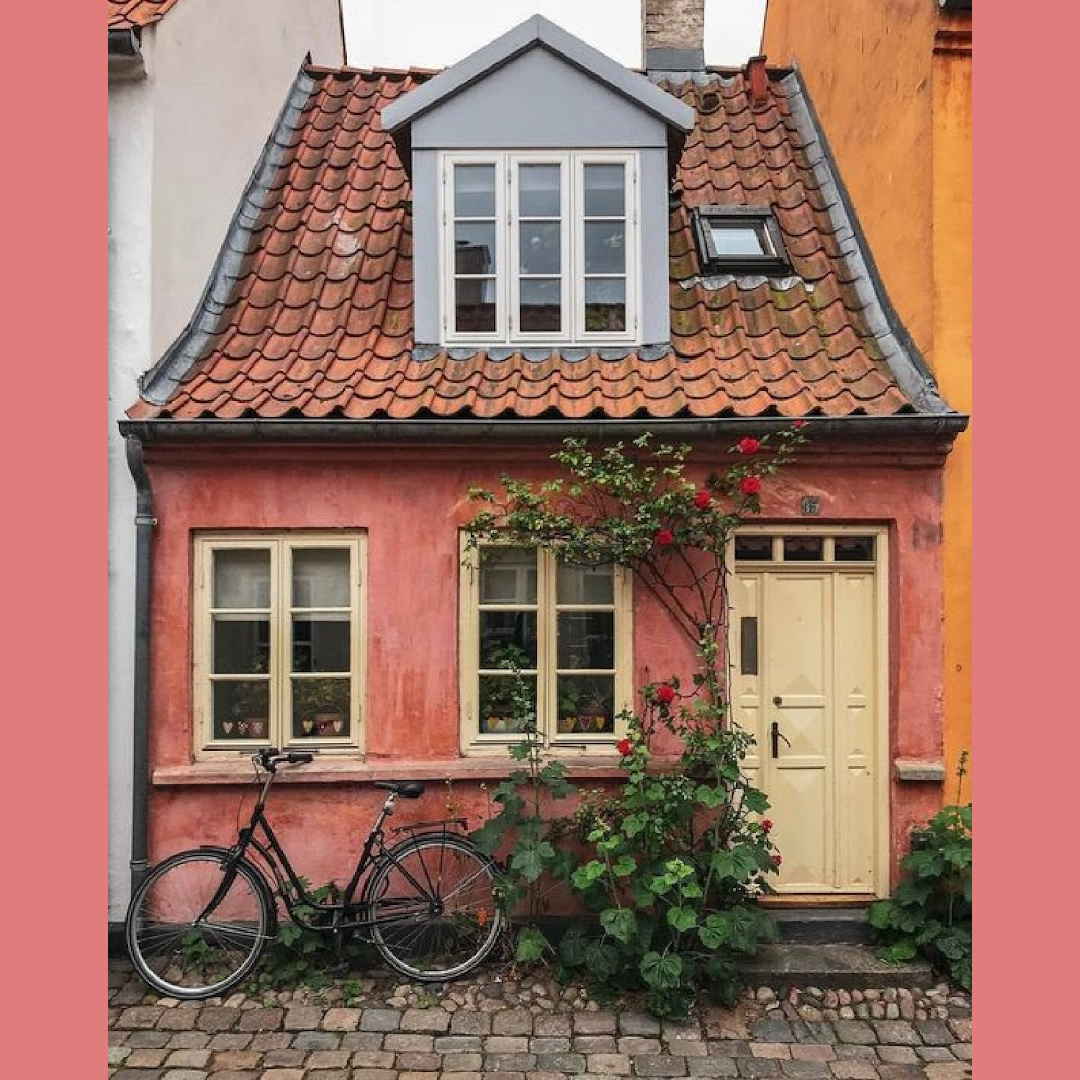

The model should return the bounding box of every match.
[470,660,579,964]
[557,685,779,1018]
[869,753,972,990]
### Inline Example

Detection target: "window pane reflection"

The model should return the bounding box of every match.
[557,611,614,670]
[213,550,270,609]
[480,547,537,603]
[583,164,625,217]
[479,611,538,669]
[584,278,625,332]
[454,164,496,217]
[519,164,561,217]
[584,221,625,273]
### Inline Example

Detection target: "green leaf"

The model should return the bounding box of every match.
[611,855,637,877]
[666,906,698,933]
[558,930,589,968]
[879,942,918,963]
[510,839,556,882]
[694,784,724,808]
[600,907,638,943]
[699,913,731,950]
[571,860,607,891]
[640,951,683,989]
[515,926,550,963]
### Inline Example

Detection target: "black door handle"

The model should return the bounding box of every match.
[771,720,792,758]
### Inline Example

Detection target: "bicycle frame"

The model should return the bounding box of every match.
[214,768,471,937]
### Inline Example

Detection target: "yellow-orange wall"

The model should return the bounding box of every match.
[763,0,972,797]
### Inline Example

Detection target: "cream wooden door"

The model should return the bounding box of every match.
[732,551,882,895]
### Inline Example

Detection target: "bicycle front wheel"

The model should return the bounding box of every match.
[125,849,272,999]
[363,834,503,981]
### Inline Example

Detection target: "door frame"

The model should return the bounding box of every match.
[727,523,891,898]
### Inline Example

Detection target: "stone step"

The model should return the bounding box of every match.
[738,943,934,990]
[768,906,873,944]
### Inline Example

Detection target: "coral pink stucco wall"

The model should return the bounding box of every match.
[142,436,950,894]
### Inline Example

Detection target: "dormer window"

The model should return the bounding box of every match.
[441,151,639,345]
[691,205,789,275]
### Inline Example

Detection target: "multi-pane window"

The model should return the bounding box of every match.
[442,151,638,345]
[193,535,365,755]
[461,543,632,751]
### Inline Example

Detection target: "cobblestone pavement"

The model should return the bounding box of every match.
[109,957,972,1079]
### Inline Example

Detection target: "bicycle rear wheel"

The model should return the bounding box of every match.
[363,834,503,981]
[125,849,272,999]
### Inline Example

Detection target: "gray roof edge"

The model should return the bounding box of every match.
[119,414,970,446]
[780,70,958,417]
[381,13,694,134]
[137,63,318,407]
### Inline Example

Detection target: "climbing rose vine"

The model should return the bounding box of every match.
[465,427,808,1017]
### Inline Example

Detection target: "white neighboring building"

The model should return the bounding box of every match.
[108,0,345,937]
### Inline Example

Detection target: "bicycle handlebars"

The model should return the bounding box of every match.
[254,747,314,772]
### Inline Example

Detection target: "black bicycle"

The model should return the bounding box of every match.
[124,748,504,999]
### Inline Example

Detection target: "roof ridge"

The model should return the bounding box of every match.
[303,63,444,78]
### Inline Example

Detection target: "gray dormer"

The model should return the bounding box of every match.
[382,15,694,349]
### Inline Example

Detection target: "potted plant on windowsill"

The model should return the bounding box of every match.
[226,677,269,740]
[293,678,350,737]
[481,644,532,734]
[579,685,612,734]
[558,682,583,734]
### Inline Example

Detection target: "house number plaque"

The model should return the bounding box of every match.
[800,496,820,516]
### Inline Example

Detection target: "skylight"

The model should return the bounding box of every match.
[691,205,790,274]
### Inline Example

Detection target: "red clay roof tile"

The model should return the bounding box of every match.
[108,1,181,30]
[128,65,943,424]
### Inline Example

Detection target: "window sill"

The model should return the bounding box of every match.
[153,756,630,787]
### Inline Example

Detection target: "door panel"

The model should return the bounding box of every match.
[732,565,878,895]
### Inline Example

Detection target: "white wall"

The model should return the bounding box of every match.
[149,0,344,360]
[107,79,152,926]
[108,0,344,926]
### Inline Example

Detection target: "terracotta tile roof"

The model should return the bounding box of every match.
[128,63,952,423]
[108,1,181,29]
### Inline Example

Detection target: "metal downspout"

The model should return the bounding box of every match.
[125,435,155,892]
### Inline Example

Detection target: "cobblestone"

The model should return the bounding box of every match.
[108,959,971,1079]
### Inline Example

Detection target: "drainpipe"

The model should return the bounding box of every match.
[125,435,156,893]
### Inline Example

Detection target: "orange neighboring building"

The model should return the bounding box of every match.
[764,0,973,795]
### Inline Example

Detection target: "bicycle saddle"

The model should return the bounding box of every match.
[374,780,425,798]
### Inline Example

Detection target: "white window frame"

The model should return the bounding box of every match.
[193,533,367,758]
[439,150,641,347]
[459,537,634,755]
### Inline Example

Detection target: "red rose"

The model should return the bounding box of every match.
[693,491,711,510]
[737,436,761,455]
[616,738,633,756]
[771,854,782,867]
[656,683,676,704]
[762,819,773,833]
[792,419,806,429]
[739,475,761,496]
[655,528,675,547]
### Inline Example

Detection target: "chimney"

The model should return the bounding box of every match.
[744,54,769,108]
[642,0,705,72]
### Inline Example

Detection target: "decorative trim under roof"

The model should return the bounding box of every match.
[381,14,695,135]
